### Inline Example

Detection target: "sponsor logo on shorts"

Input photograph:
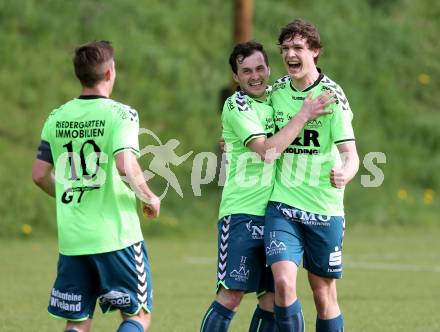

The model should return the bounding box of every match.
[230,256,250,283]
[99,290,131,308]
[246,220,264,240]
[50,289,82,312]
[328,246,342,273]
[280,207,331,227]
[266,231,287,256]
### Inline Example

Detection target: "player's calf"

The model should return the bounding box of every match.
[308,273,340,319]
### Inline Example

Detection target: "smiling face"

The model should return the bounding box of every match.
[280,35,320,89]
[232,51,270,98]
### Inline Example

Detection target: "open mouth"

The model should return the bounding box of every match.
[287,61,301,71]
[249,81,263,87]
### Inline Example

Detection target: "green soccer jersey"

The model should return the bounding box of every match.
[270,74,355,216]
[40,96,143,255]
[218,90,275,219]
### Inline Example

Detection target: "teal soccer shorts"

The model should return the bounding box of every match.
[48,241,153,321]
[265,201,345,279]
[217,214,274,295]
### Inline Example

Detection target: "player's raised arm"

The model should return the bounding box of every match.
[115,151,160,218]
[248,90,335,162]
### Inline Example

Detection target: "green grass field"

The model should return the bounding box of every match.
[1,225,439,331]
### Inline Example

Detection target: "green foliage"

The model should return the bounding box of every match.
[0,0,439,237]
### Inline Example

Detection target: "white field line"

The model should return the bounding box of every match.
[345,261,440,273]
[183,256,440,273]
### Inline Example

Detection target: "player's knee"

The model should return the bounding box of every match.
[274,275,296,300]
[65,319,91,332]
[136,310,151,331]
[138,314,151,330]
[217,289,244,310]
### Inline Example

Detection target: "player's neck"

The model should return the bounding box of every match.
[247,90,268,102]
[252,93,267,102]
[81,84,112,98]
[291,68,320,91]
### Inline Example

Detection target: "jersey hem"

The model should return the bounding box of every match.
[218,210,265,220]
[268,199,345,217]
[58,237,144,256]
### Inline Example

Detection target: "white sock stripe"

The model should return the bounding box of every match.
[301,310,305,332]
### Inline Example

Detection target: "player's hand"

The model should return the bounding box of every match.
[218,136,226,153]
[330,167,348,188]
[142,195,161,219]
[299,90,336,121]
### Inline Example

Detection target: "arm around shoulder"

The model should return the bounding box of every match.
[247,91,335,163]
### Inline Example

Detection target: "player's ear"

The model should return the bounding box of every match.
[104,68,111,82]
[104,60,115,82]
[232,72,240,84]
[312,48,320,61]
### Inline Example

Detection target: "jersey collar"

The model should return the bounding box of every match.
[78,95,108,99]
[289,68,324,93]
[237,89,269,103]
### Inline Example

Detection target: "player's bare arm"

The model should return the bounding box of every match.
[330,142,359,188]
[32,159,55,197]
[115,151,161,218]
[248,90,336,162]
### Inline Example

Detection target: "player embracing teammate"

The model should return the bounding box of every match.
[266,19,359,332]
[201,19,358,332]
[200,27,337,332]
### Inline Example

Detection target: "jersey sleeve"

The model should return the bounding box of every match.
[36,113,54,164]
[330,92,355,145]
[112,106,140,156]
[223,95,266,146]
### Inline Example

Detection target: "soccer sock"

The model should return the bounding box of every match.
[248,305,277,332]
[200,301,235,332]
[64,330,80,332]
[316,314,344,332]
[116,319,144,332]
[274,300,304,332]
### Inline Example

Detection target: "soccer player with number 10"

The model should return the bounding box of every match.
[32,40,159,332]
